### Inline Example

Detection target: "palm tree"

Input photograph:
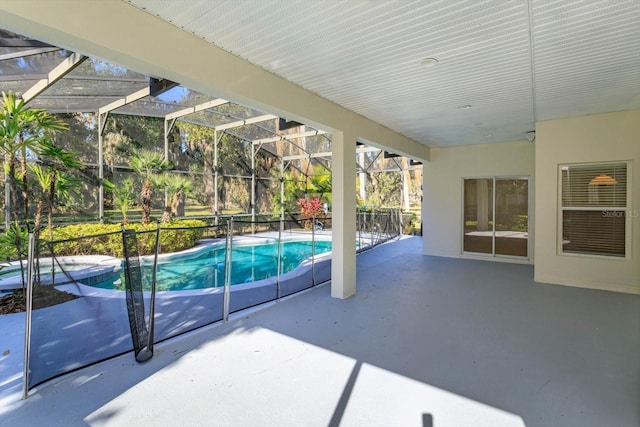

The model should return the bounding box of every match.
[0,91,68,224]
[38,140,82,232]
[107,178,135,225]
[156,173,193,223]
[130,150,170,224]
[0,223,28,289]
[29,164,81,239]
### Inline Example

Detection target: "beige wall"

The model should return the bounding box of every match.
[535,109,640,294]
[422,140,535,259]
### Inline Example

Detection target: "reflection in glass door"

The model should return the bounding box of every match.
[463,177,528,258]
[463,179,494,254]
[495,179,528,257]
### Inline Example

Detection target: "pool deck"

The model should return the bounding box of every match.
[1,236,639,427]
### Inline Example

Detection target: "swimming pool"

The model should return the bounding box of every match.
[0,255,122,291]
[91,239,332,291]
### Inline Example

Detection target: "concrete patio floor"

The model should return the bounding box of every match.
[1,236,638,426]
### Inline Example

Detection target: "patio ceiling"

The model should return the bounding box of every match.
[126,0,640,147]
[0,29,419,174]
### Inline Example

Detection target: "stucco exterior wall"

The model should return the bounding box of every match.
[534,110,640,294]
[422,140,535,260]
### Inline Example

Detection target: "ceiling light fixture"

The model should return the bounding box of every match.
[420,58,438,68]
[589,174,617,185]
[457,104,472,110]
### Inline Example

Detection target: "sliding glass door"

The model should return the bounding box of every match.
[463,178,494,254]
[463,177,529,258]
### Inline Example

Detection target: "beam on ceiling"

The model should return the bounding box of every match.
[21,52,87,102]
[215,114,277,131]
[98,86,149,115]
[282,153,326,162]
[281,146,380,162]
[252,129,328,145]
[164,98,228,120]
[0,37,53,48]
[0,46,58,61]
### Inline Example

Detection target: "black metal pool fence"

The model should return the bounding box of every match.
[18,209,402,397]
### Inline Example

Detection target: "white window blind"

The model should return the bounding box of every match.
[560,162,627,257]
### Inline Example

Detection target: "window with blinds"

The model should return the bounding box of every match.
[560,162,628,257]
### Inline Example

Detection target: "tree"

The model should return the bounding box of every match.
[105,178,135,225]
[0,223,28,289]
[37,140,83,234]
[156,173,193,223]
[29,164,81,239]
[0,91,68,224]
[177,123,217,213]
[366,171,401,207]
[273,170,305,216]
[130,150,170,224]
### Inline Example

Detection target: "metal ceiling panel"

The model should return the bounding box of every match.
[110,1,640,146]
[532,0,640,120]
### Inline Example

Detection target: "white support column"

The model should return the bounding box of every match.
[331,130,357,299]
[214,130,219,216]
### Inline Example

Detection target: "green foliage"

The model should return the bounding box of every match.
[176,122,277,213]
[306,165,332,201]
[0,91,70,223]
[46,219,206,258]
[273,171,305,215]
[155,173,194,222]
[130,149,171,181]
[105,178,135,223]
[366,171,401,207]
[0,92,68,149]
[0,224,28,260]
[130,149,171,224]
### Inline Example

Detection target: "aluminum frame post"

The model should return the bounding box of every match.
[22,233,36,399]
[147,224,161,353]
[214,130,219,217]
[97,113,105,223]
[4,162,10,229]
[251,146,256,232]
[371,209,375,246]
[280,160,285,220]
[357,211,361,250]
[163,119,172,209]
[223,216,233,321]
[276,218,282,299]
[311,216,316,286]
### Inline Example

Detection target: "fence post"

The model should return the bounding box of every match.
[311,216,316,286]
[371,209,376,246]
[22,233,36,399]
[276,217,283,299]
[147,223,161,354]
[223,216,234,321]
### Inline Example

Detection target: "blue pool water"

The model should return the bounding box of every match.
[92,239,332,291]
